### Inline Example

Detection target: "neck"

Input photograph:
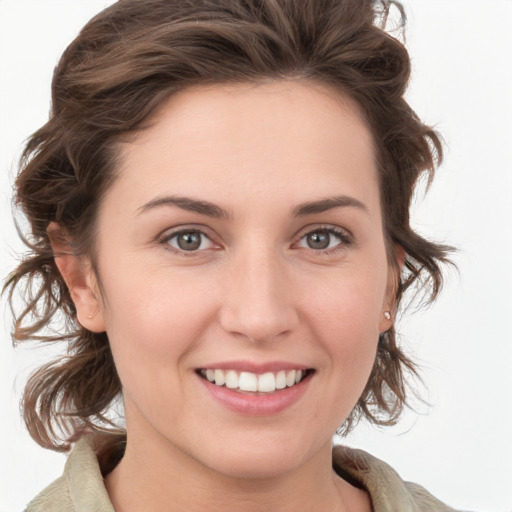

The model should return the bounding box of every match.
[104,427,367,512]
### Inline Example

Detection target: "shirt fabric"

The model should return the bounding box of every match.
[24,436,458,511]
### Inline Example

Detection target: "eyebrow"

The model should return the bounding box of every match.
[137,194,368,219]
[137,196,232,219]
[292,195,369,216]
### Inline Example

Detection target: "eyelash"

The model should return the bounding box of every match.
[158,227,218,256]
[158,225,354,256]
[294,226,354,255]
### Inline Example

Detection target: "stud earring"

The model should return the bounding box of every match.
[383,311,391,320]
[88,314,93,319]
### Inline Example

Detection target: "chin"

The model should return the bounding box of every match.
[188,429,327,481]
[204,452,302,480]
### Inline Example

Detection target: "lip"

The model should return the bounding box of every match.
[196,362,313,416]
[199,360,309,373]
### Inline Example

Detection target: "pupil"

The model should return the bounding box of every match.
[178,232,201,250]
[307,231,330,250]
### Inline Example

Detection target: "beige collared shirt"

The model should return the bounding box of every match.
[24,436,459,511]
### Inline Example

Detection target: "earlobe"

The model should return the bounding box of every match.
[47,223,106,333]
[379,309,393,334]
[379,244,405,333]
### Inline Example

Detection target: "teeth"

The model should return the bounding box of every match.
[201,368,306,393]
[225,370,239,389]
[214,369,225,386]
[257,372,275,392]
[239,372,258,392]
[275,370,286,390]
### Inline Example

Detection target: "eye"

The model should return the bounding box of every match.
[162,229,216,252]
[296,227,352,252]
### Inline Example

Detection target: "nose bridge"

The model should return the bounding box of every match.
[220,242,298,342]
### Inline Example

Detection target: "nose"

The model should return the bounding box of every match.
[219,247,299,344]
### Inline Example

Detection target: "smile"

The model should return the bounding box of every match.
[198,368,309,393]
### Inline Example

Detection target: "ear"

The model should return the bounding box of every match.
[47,222,106,333]
[379,244,406,333]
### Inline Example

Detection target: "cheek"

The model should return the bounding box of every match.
[305,265,386,333]
[99,266,216,389]
[303,267,386,375]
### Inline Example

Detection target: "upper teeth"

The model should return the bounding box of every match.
[201,369,304,393]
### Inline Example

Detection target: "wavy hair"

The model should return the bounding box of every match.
[5,0,452,451]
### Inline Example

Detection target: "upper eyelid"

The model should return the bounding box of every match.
[293,223,353,240]
[157,226,221,252]
[292,226,355,254]
[158,224,216,241]
[158,227,220,256]
[156,223,353,248]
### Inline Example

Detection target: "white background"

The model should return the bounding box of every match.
[0,1,511,511]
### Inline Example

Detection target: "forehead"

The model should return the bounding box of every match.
[126,80,375,158]
[111,80,379,213]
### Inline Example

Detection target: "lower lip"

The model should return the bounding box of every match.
[198,373,312,416]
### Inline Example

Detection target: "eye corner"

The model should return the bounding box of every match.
[293,225,354,255]
[158,226,221,255]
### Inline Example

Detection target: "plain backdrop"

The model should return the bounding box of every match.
[1,1,511,511]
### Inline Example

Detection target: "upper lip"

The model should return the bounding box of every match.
[198,360,310,373]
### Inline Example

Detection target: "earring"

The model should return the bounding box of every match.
[383,311,391,320]
[88,314,93,319]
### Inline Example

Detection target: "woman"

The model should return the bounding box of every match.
[5,0,459,510]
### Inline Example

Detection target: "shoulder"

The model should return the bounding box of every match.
[332,445,462,512]
[24,475,72,512]
[24,436,116,512]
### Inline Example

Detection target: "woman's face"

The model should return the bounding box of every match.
[85,81,395,478]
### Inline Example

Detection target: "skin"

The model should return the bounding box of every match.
[55,80,396,512]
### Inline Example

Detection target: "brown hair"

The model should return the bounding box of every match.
[5,0,452,451]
